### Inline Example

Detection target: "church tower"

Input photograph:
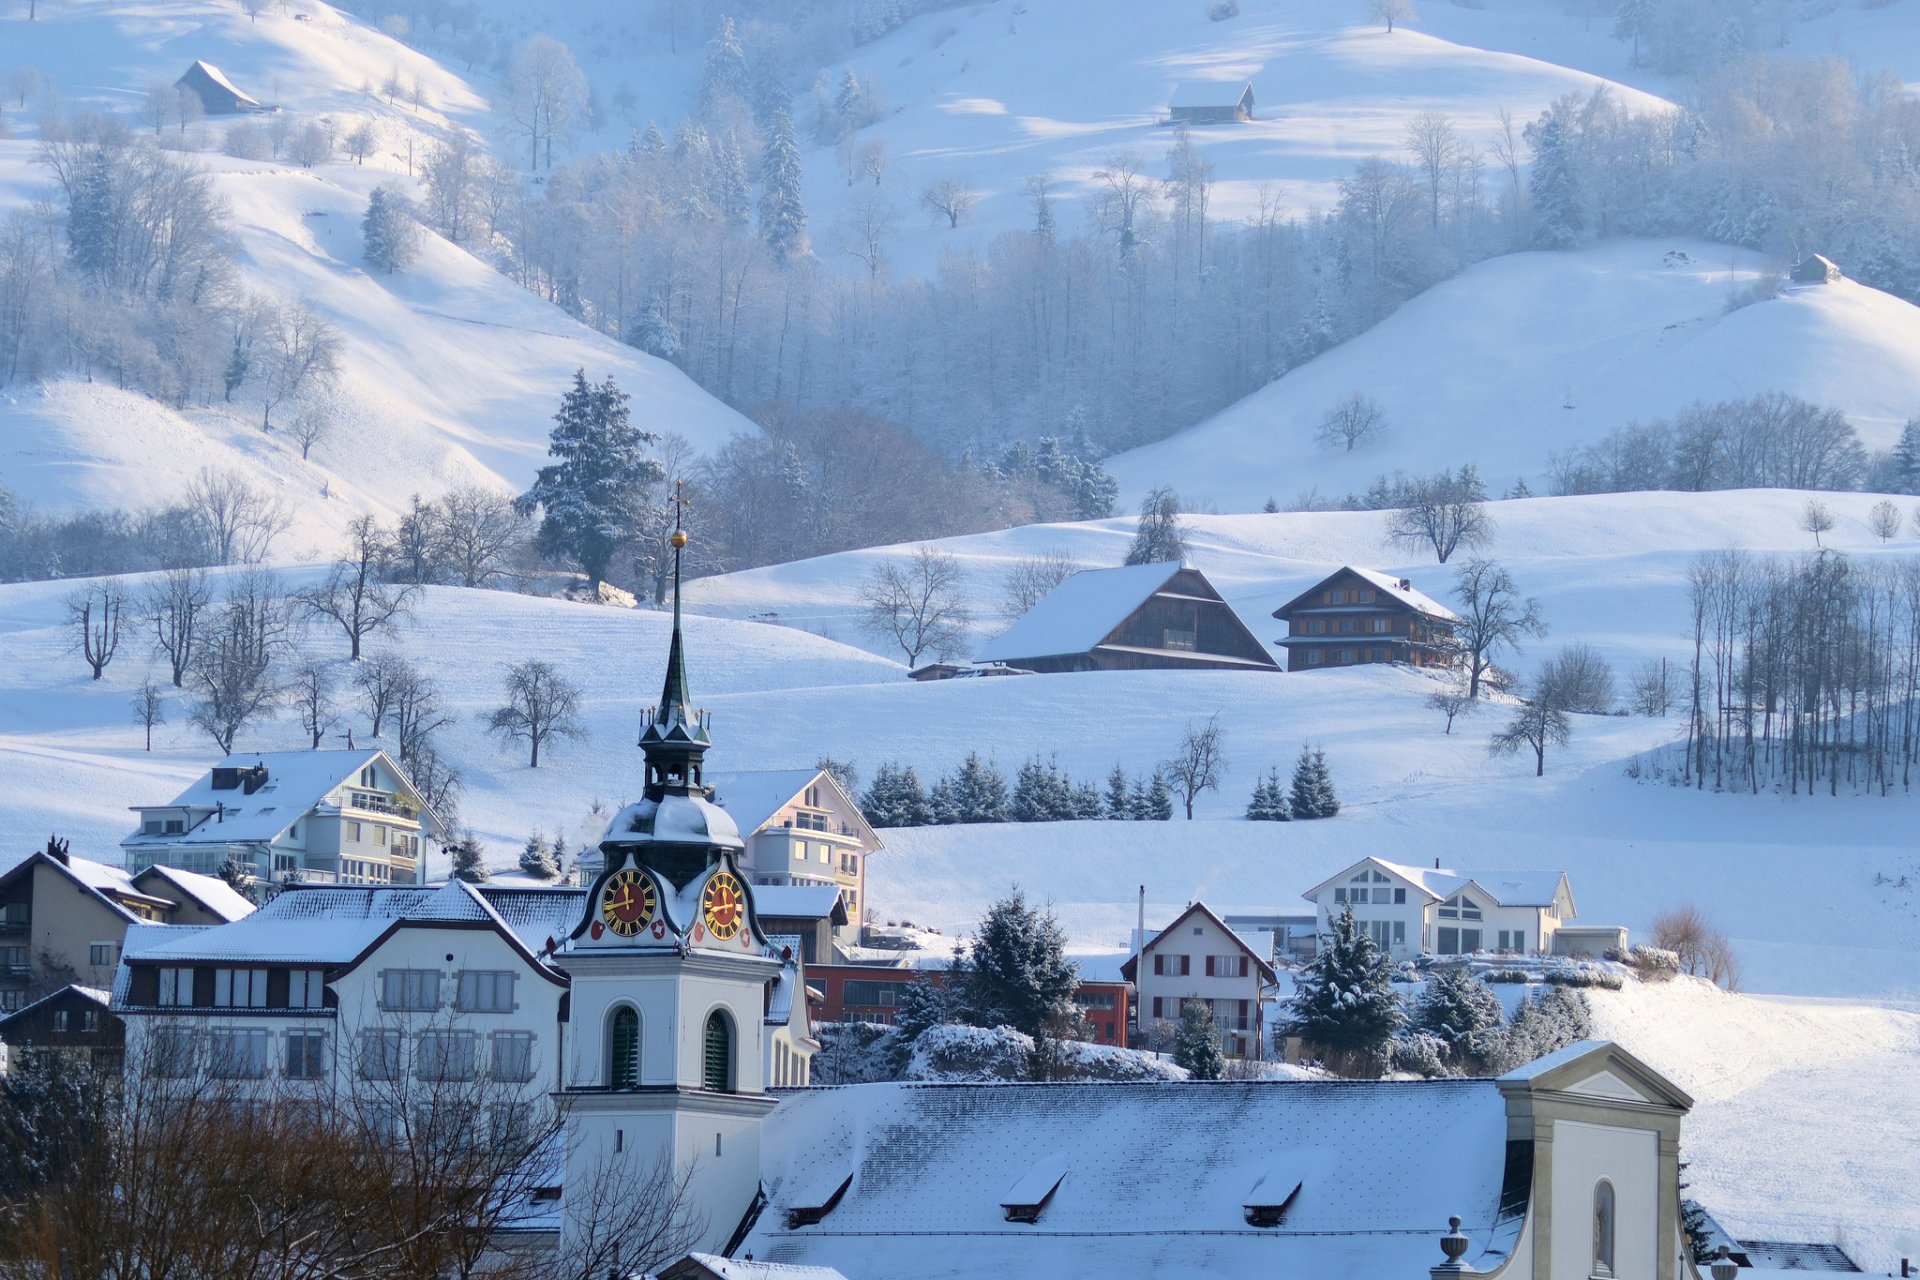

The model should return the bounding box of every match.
[557,491,779,1255]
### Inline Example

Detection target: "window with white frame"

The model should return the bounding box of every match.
[1437,893,1482,921]
[286,1030,328,1080]
[289,970,326,1008]
[456,970,517,1013]
[492,1031,535,1082]
[89,942,118,968]
[53,1010,69,1032]
[214,968,268,1008]
[416,1030,478,1081]
[158,967,194,1006]
[380,969,441,1011]
[209,1028,270,1079]
[359,1030,403,1080]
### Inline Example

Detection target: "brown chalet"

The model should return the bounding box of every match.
[1272,567,1458,672]
[976,562,1278,674]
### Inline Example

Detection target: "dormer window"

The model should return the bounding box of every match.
[1001,1157,1068,1224]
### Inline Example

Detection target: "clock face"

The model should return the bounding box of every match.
[599,868,657,937]
[701,872,746,942]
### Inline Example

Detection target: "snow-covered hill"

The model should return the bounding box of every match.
[0,1,755,543]
[1107,239,1920,512]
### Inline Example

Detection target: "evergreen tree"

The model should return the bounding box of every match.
[1283,906,1405,1072]
[1147,772,1174,820]
[636,119,668,153]
[1072,780,1104,820]
[1892,418,1920,495]
[626,295,681,361]
[515,370,663,591]
[1246,768,1291,820]
[758,106,808,263]
[1126,777,1151,820]
[833,68,864,126]
[217,853,252,897]
[748,46,789,128]
[713,130,752,229]
[862,761,933,827]
[449,833,489,884]
[1125,485,1189,565]
[699,15,750,116]
[1490,985,1592,1072]
[1289,747,1340,819]
[360,184,420,274]
[887,970,958,1073]
[1105,765,1131,819]
[964,888,1079,1036]
[68,153,116,283]
[1527,115,1583,249]
[928,774,960,825]
[551,833,570,879]
[518,830,558,880]
[1172,999,1226,1080]
[944,752,1008,823]
[1011,757,1054,823]
[1414,964,1504,1071]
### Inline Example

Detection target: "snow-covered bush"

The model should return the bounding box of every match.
[1543,963,1623,990]
[905,1024,1184,1083]
[1391,1032,1449,1077]
[1624,945,1680,982]
[812,1021,900,1084]
[1483,967,1532,984]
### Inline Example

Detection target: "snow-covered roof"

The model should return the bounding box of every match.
[1169,80,1254,108]
[603,791,744,852]
[133,865,255,921]
[0,852,172,926]
[753,884,848,923]
[745,1078,1520,1278]
[667,1254,848,1280]
[122,749,399,847]
[0,983,115,1032]
[1119,901,1279,984]
[976,562,1185,663]
[1276,567,1460,622]
[707,769,822,834]
[1304,857,1569,910]
[117,880,563,971]
[180,60,262,108]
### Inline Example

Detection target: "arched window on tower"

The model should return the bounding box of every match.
[1592,1179,1616,1278]
[702,1010,734,1093]
[608,1007,640,1089]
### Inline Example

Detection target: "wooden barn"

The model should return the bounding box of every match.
[1791,253,1842,284]
[975,562,1279,674]
[174,60,265,115]
[1168,81,1255,124]
[1272,566,1458,672]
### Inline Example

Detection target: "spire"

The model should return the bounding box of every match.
[639,480,710,798]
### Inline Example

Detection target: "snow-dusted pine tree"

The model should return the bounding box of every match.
[862,761,933,827]
[361,184,420,274]
[699,16,750,117]
[1288,747,1339,819]
[1527,115,1583,249]
[1283,905,1405,1072]
[1414,964,1503,1071]
[758,106,808,263]
[1172,1000,1226,1079]
[1147,772,1174,821]
[518,830,558,880]
[942,752,1009,823]
[514,371,663,592]
[1892,418,1920,495]
[1125,486,1189,565]
[449,833,489,884]
[1105,765,1131,819]
[964,888,1079,1036]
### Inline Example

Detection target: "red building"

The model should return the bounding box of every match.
[807,963,1131,1047]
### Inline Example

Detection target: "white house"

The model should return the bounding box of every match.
[1303,857,1583,960]
[122,749,445,887]
[1120,901,1278,1057]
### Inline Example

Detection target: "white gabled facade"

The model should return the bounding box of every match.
[1302,857,1580,960]
[122,750,446,887]
[1122,902,1278,1058]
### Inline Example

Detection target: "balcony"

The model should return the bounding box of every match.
[0,918,28,937]
[343,791,420,822]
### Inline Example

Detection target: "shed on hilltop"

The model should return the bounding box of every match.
[976,562,1278,674]
[1169,81,1255,124]
[174,60,264,115]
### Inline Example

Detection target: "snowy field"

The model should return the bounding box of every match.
[1108,239,1920,511]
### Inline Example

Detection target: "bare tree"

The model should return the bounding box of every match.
[353,651,410,738]
[289,405,330,460]
[297,515,419,660]
[919,176,980,229]
[1450,558,1547,699]
[858,137,889,185]
[1161,712,1227,819]
[130,679,165,750]
[1000,548,1081,620]
[344,118,380,165]
[187,613,280,752]
[1650,904,1740,989]
[499,34,588,171]
[1093,153,1155,258]
[291,658,340,748]
[144,564,211,687]
[288,120,335,168]
[437,485,527,588]
[8,66,43,110]
[392,665,455,763]
[184,468,290,564]
[1540,641,1614,714]
[1314,391,1387,453]
[1868,499,1901,543]
[1384,468,1492,563]
[1126,486,1188,565]
[1403,110,1458,228]
[555,1145,708,1280]
[1369,0,1417,31]
[1799,497,1834,547]
[838,188,898,280]
[486,659,583,767]
[859,547,971,667]
[1488,675,1571,777]
[66,578,127,679]
[1628,656,1676,716]
[1425,684,1475,733]
[256,298,342,430]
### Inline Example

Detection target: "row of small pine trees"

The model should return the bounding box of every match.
[1245,747,1341,821]
[861,753,1176,827]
